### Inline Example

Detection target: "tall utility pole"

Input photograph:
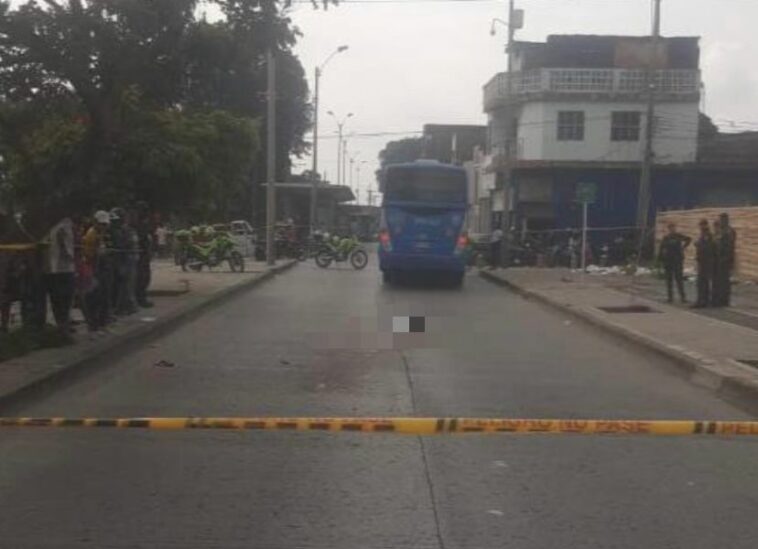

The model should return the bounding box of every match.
[491,0,521,231]
[356,160,367,204]
[506,0,518,231]
[336,126,343,185]
[328,111,352,187]
[265,47,276,266]
[310,45,348,235]
[636,0,662,259]
[349,157,355,190]
[342,139,348,189]
[310,65,321,233]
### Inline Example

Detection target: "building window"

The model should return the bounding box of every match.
[611,111,641,141]
[557,111,585,141]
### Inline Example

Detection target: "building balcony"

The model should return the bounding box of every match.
[483,68,700,111]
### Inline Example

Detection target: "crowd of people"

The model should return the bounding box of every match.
[650,212,736,308]
[484,212,738,310]
[1,204,159,335]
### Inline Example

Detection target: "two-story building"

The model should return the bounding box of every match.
[481,34,703,235]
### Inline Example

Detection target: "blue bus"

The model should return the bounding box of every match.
[378,160,468,286]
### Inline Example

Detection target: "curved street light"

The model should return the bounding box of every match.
[311,45,349,234]
[327,111,354,187]
[490,17,509,36]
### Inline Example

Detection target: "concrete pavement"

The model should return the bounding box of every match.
[0,258,756,548]
[481,267,758,414]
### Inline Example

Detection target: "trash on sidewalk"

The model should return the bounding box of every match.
[585,265,622,276]
[153,359,175,368]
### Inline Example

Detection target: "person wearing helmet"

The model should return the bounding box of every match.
[134,203,154,308]
[116,209,139,315]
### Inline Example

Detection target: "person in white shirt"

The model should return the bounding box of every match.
[155,224,168,258]
[490,227,504,268]
[46,216,76,331]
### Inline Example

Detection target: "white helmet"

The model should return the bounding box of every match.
[94,210,111,224]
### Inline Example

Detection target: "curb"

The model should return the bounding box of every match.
[480,269,758,416]
[0,259,298,412]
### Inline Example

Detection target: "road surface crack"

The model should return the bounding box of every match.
[401,351,447,549]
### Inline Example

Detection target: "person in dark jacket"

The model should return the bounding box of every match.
[134,203,154,308]
[713,212,737,307]
[693,219,716,308]
[657,222,691,303]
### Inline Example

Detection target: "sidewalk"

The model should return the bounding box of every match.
[0,258,297,409]
[596,269,758,331]
[480,267,758,415]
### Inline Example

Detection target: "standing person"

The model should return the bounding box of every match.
[45,216,76,332]
[135,203,154,308]
[82,211,111,332]
[713,212,737,307]
[568,231,580,270]
[489,226,503,269]
[117,210,139,315]
[155,223,168,258]
[693,219,716,309]
[657,222,691,303]
[108,208,125,315]
[110,207,136,316]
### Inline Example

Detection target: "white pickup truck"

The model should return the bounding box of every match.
[213,220,256,258]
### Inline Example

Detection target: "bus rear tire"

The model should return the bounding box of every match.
[382,270,393,284]
[450,273,464,288]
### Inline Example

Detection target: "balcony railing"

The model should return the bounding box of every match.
[483,68,700,110]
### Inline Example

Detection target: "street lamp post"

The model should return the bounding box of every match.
[348,152,361,196]
[491,1,523,234]
[311,45,348,235]
[327,111,353,187]
[355,159,367,204]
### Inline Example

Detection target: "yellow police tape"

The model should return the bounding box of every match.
[1,417,758,436]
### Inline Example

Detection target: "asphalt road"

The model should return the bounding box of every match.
[1,258,757,549]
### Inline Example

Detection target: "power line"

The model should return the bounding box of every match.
[293,0,502,3]
[317,130,424,139]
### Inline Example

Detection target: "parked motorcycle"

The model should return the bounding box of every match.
[179,232,245,272]
[314,236,368,270]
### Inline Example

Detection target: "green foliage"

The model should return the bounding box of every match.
[376,137,425,186]
[378,137,425,168]
[0,0,315,231]
[118,108,259,220]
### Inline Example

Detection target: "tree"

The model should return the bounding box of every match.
[0,0,317,232]
[375,136,424,187]
[378,136,425,168]
[698,112,719,142]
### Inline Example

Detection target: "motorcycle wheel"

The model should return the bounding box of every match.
[315,249,333,268]
[296,245,308,262]
[350,249,368,270]
[229,252,245,273]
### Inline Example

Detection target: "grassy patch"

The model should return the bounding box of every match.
[0,325,74,363]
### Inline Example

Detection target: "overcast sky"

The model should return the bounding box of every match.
[287,0,758,203]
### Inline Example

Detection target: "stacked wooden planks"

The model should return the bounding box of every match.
[656,207,758,279]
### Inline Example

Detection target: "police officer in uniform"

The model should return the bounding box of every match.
[713,212,737,307]
[657,222,691,303]
[693,219,716,308]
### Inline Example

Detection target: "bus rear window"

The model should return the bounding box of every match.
[384,169,466,203]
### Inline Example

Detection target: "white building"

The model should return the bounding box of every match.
[482,35,702,232]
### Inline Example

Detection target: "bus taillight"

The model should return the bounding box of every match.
[379,229,393,252]
[454,232,468,254]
